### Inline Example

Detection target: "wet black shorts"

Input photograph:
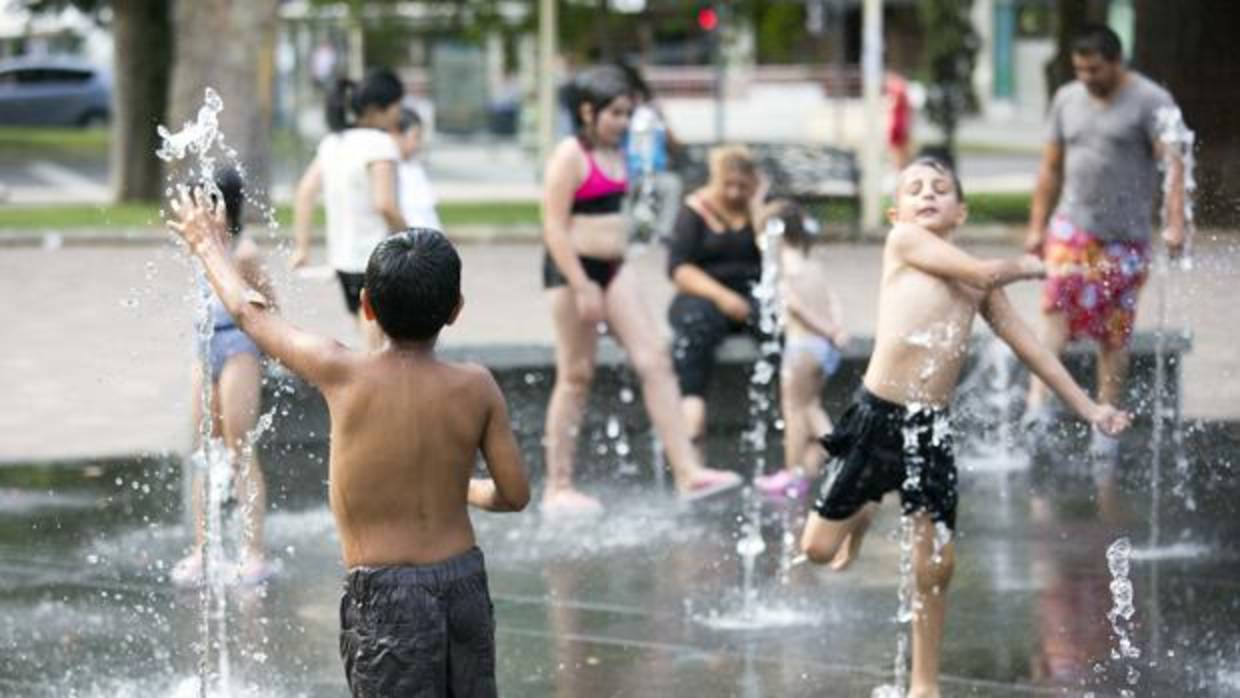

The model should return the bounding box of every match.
[336,271,365,315]
[814,388,958,530]
[339,547,497,698]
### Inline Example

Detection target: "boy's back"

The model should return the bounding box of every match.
[329,352,503,567]
[168,204,526,697]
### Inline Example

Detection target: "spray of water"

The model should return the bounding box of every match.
[157,87,281,698]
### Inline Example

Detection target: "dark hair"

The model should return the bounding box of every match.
[397,106,422,133]
[1071,23,1123,62]
[615,61,652,101]
[210,165,244,236]
[325,67,404,132]
[764,199,817,252]
[563,65,633,137]
[364,228,461,341]
[903,156,965,200]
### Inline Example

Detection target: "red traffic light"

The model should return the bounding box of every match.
[697,6,718,32]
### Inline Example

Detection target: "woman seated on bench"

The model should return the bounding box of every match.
[667,145,768,452]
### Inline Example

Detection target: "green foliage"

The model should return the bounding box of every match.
[920,0,980,156]
[756,2,805,63]
[0,126,109,156]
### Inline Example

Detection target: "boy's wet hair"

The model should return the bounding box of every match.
[398,106,422,133]
[1071,23,1123,62]
[212,165,244,236]
[563,65,633,133]
[899,157,965,201]
[365,228,461,341]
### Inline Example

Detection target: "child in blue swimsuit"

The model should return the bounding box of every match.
[755,200,849,499]
[172,166,278,587]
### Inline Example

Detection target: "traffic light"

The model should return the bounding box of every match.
[697,5,718,32]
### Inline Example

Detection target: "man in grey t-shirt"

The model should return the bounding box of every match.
[1024,24,1188,454]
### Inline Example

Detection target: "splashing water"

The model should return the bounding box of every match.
[1096,537,1142,697]
[157,88,281,698]
[1147,106,1198,555]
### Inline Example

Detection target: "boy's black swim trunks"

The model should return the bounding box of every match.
[814,388,958,530]
[339,547,497,697]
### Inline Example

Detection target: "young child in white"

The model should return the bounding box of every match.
[755,200,849,499]
[392,107,442,231]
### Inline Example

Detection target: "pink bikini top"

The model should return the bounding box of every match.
[572,142,627,215]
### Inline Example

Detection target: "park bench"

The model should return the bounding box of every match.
[673,142,862,235]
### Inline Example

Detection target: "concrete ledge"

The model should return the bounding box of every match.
[251,330,1191,505]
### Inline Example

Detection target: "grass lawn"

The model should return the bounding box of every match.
[0,126,110,158]
[0,201,543,232]
[0,190,1028,232]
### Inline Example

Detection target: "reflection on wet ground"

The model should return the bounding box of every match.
[1,423,1238,697]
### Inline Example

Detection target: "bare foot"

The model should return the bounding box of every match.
[541,488,604,518]
[678,467,742,502]
[829,507,873,571]
[907,684,940,698]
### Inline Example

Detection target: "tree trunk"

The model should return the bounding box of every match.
[1133,1,1240,226]
[1043,0,1108,102]
[168,0,280,199]
[109,0,172,202]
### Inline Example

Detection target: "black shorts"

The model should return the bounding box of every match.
[339,547,497,698]
[542,250,623,290]
[336,271,365,315]
[668,292,761,398]
[814,388,958,530]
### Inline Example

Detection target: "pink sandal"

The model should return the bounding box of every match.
[680,469,743,503]
[754,469,811,499]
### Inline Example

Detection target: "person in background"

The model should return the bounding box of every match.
[171,166,278,588]
[540,66,741,516]
[391,106,442,231]
[753,200,849,500]
[291,67,407,350]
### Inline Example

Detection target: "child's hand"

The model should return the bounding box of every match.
[573,281,605,324]
[832,329,851,348]
[1090,403,1131,437]
[288,245,310,270]
[717,291,752,322]
[1019,254,1046,280]
[168,186,228,255]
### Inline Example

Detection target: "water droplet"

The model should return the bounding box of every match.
[86,554,99,564]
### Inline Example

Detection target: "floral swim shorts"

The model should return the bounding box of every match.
[1042,214,1150,350]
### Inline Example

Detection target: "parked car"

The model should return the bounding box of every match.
[0,56,111,127]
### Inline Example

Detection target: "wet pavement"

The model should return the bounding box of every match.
[1,421,1238,697]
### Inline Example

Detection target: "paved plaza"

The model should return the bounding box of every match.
[1,232,1237,463]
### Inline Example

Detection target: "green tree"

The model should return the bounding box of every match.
[919,0,979,164]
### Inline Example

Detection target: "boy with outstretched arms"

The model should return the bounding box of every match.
[799,159,1129,697]
[169,188,528,698]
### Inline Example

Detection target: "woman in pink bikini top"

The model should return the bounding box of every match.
[539,66,741,518]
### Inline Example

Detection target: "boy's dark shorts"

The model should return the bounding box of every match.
[339,547,497,698]
[814,388,958,530]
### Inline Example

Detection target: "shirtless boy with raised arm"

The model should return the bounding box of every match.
[799,159,1130,697]
[169,188,529,698]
